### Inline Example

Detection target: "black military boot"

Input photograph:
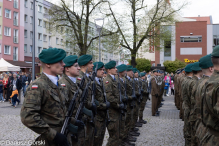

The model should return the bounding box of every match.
[139,118,147,124]
[133,128,139,131]
[128,135,137,142]
[135,122,143,127]
[129,131,140,136]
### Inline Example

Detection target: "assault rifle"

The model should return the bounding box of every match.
[117,72,125,116]
[123,74,128,111]
[101,78,111,126]
[90,64,98,117]
[137,75,142,103]
[130,73,136,108]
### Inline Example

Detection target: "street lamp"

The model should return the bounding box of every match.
[94,18,104,62]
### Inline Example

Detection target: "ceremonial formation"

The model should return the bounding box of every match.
[20,48,152,146]
[174,45,219,146]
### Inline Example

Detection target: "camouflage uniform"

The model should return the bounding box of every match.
[151,75,159,116]
[104,74,121,146]
[76,71,94,146]
[193,75,209,145]
[139,79,149,120]
[174,74,179,107]
[176,74,182,110]
[182,76,193,146]
[133,78,141,125]
[20,73,70,146]
[201,70,219,146]
[93,79,108,146]
[179,74,186,120]
[58,74,85,146]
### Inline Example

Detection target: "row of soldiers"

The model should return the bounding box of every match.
[20,48,150,146]
[174,45,219,146]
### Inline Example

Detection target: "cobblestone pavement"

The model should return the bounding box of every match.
[0,94,184,146]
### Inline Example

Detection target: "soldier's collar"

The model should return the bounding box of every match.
[43,72,58,86]
[68,76,77,83]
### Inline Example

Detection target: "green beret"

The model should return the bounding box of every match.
[105,60,116,69]
[133,68,138,73]
[116,64,127,73]
[126,65,133,71]
[93,62,104,70]
[63,55,78,67]
[78,55,92,66]
[199,54,213,69]
[152,69,157,73]
[139,72,146,77]
[191,62,201,71]
[39,48,66,64]
[137,70,140,74]
[212,45,219,58]
[185,63,193,73]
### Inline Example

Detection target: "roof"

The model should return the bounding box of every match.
[184,16,212,24]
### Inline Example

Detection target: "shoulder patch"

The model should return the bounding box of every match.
[61,84,66,87]
[32,85,38,89]
[106,81,109,84]
[77,78,81,81]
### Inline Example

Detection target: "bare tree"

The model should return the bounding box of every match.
[106,0,187,67]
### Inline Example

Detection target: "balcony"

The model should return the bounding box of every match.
[14,37,18,43]
[14,1,18,9]
[13,54,18,61]
[14,19,18,26]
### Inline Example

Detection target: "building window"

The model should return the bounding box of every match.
[5,9,11,19]
[180,36,202,42]
[49,36,51,45]
[0,7,2,16]
[44,7,48,14]
[30,45,32,52]
[14,0,19,9]
[164,40,171,57]
[43,34,47,42]
[24,14,28,22]
[13,29,18,43]
[38,47,42,54]
[43,21,47,28]
[30,2,33,9]
[25,0,28,8]
[38,33,42,40]
[4,45,11,55]
[38,19,42,26]
[0,44,1,53]
[4,27,11,36]
[24,30,27,38]
[61,39,63,45]
[13,47,18,61]
[30,31,33,39]
[0,25,1,35]
[38,5,42,13]
[56,38,59,45]
[24,44,27,52]
[13,12,18,26]
[61,27,63,33]
[30,16,33,23]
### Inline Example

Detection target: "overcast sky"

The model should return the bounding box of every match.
[47,0,219,23]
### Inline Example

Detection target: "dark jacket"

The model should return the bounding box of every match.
[0,84,3,93]
[7,78,22,91]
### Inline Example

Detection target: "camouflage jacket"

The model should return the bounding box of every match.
[103,74,120,121]
[20,73,68,141]
[76,71,92,109]
[178,74,185,98]
[94,79,107,121]
[182,76,193,111]
[202,70,219,131]
[140,79,149,99]
[58,73,82,123]
[174,74,179,94]
[187,76,199,109]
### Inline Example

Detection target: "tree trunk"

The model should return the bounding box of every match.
[131,52,137,67]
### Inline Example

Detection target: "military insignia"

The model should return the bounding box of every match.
[77,78,81,81]
[61,84,66,87]
[32,85,38,89]
[106,81,109,84]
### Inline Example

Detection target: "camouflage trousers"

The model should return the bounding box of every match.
[93,120,106,146]
[71,128,85,146]
[131,101,138,129]
[120,115,126,140]
[179,97,184,120]
[139,96,147,119]
[184,109,191,146]
[84,118,94,146]
[200,129,219,146]
[195,120,207,145]
[134,102,140,124]
[107,118,121,146]
[125,104,132,133]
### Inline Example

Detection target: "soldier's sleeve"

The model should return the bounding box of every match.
[213,88,219,114]
[104,81,119,109]
[20,83,57,141]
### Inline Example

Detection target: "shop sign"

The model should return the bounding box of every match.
[184,59,198,63]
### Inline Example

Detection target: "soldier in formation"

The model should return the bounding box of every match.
[20,48,150,146]
[174,45,219,146]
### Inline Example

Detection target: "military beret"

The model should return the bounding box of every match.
[199,54,213,69]
[212,45,219,58]
[185,63,193,73]
[137,70,140,74]
[78,55,92,66]
[126,65,133,71]
[93,62,104,70]
[152,69,158,73]
[105,60,116,69]
[116,64,127,73]
[39,48,66,64]
[63,55,78,67]
[191,62,202,71]
[132,68,138,73]
[139,72,146,77]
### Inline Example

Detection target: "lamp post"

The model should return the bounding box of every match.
[32,0,36,81]
[94,18,104,62]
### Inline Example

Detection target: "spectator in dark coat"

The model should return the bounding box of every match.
[7,73,22,101]
[22,74,29,94]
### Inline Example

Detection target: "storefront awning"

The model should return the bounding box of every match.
[6,60,36,69]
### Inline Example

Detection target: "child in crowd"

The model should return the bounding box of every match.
[171,80,174,95]
[10,86,20,108]
[164,80,169,96]
[0,80,4,102]
[23,81,29,95]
